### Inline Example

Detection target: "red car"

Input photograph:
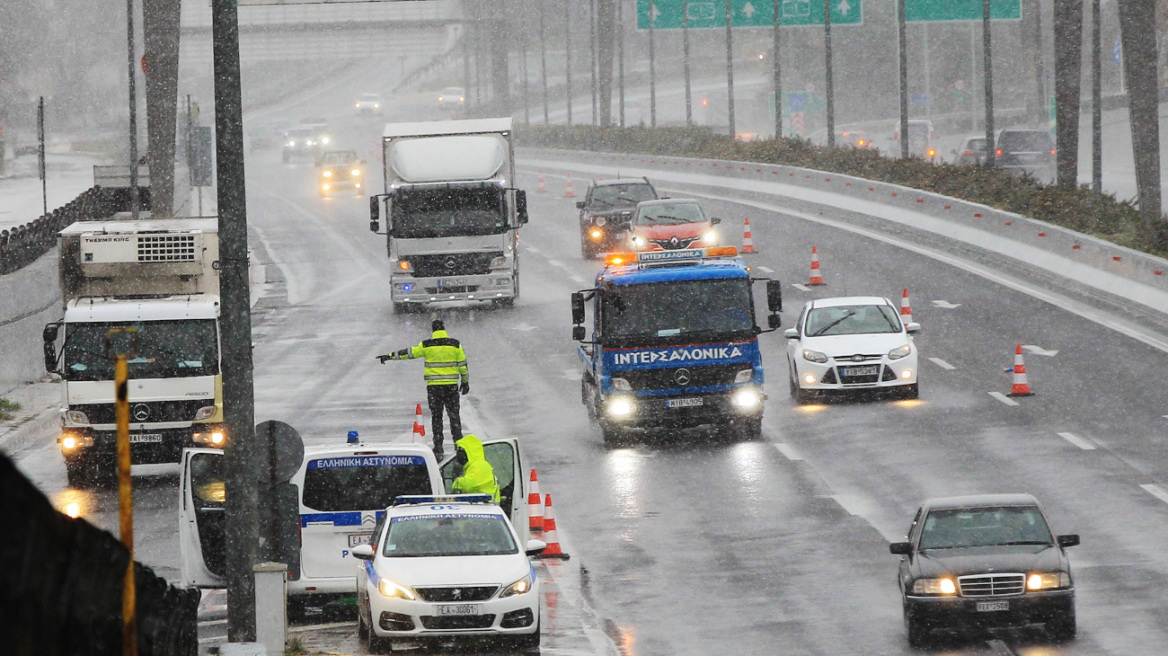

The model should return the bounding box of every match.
[626,199,721,252]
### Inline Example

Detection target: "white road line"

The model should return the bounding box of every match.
[988,392,1020,406]
[756,265,775,273]
[1141,484,1168,505]
[791,283,811,292]
[525,244,542,255]
[1057,432,1097,450]
[774,442,802,460]
[986,639,1017,656]
[928,357,956,370]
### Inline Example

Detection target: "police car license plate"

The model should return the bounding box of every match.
[976,601,1009,612]
[839,365,879,377]
[437,604,480,616]
[666,398,704,408]
[129,433,163,443]
[347,533,372,548]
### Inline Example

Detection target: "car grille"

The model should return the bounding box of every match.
[410,252,502,278]
[958,573,1026,597]
[648,236,700,250]
[415,586,498,602]
[77,399,209,425]
[618,364,746,390]
[420,615,496,630]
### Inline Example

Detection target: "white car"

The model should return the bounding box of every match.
[355,93,383,115]
[352,494,545,653]
[785,296,919,403]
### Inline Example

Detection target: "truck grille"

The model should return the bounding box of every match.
[410,252,502,278]
[958,573,1026,597]
[618,363,746,390]
[76,399,210,425]
[137,234,197,262]
[415,586,498,602]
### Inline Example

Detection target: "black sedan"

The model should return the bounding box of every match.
[577,177,658,258]
[889,494,1079,647]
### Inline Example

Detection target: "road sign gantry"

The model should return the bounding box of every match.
[637,0,862,30]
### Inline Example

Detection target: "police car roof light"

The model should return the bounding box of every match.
[347,430,359,444]
[392,494,494,506]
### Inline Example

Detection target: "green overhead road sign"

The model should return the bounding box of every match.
[637,0,862,30]
[905,0,1020,22]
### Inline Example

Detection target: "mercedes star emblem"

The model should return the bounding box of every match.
[132,403,151,422]
[675,368,692,386]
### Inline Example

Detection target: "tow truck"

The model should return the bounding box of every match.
[571,247,782,442]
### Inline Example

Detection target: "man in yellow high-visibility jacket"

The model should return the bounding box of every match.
[378,319,469,457]
[450,434,500,503]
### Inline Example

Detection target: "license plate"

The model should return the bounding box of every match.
[976,601,1009,612]
[840,365,879,377]
[437,604,480,616]
[439,278,467,287]
[666,398,704,408]
[129,433,163,444]
[348,533,372,548]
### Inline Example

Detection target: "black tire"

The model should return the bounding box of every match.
[900,383,919,400]
[794,384,815,405]
[357,609,369,641]
[1046,608,1077,642]
[392,302,412,314]
[788,368,798,398]
[64,459,92,489]
[367,628,392,654]
[512,621,541,650]
[733,416,763,441]
[905,611,930,649]
[580,238,594,259]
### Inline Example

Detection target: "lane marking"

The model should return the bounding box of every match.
[932,300,961,309]
[1141,484,1168,505]
[756,265,775,273]
[1057,432,1097,450]
[988,392,1020,406]
[1022,344,1059,357]
[774,442,802,460]
[791,283,811,292]
[525,244,542,255]
[986,639,1017,656]
[928,357,956,370]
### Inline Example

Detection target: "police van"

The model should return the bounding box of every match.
[178,432,530,606]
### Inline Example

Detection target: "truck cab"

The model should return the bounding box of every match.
[571,248,782,443]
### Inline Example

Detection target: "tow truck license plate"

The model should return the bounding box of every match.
[437,604,480,616]
[976,601,1009,612]
[840,365,879,377]
[666,398,704,408]
[348,533,372,548]
[129,434,163,443]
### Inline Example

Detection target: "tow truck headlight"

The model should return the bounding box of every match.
[734,369,754,384]
[912,578,957,595]
[802,349,829,364]
[1027,572,1070,590]
[59,433,94,451]
[322,170,333,178]
[732,388,762,409]
[194,405,217,421]
[65,410,90,424]
[888,344,912,360]
[612,378,632,391]
[499,574,533,598]
[607,397,635,417]
[378,578,417,600]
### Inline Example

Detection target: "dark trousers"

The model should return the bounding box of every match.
[427,384,462,452]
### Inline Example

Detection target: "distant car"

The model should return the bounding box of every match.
[282,127,322,163]
[317,150,365,196]
[626,199,720,253]
[993,128,1056,179]
[784,296,919,403]
[438,87,466,109]
[14,142,40,158]
[952,136,988,166]
[355,93,383,116]
[892,119,939,162]
[837,130,874,150]
[576,177,659,258]
[890,494,1079,647]
[352,494,545,653]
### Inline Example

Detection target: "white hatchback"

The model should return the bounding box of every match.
[785,296,920,403]
[352,495,545,653]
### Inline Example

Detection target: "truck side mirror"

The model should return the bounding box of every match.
[369,196,380,233]
[572,325,586,341]
[768,314,781,330]
[766,279,783,313]
[516,190,529,226]
[571,292,586,325]
[42,322,60,373]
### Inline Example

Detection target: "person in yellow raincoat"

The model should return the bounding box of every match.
[450,434,500,503]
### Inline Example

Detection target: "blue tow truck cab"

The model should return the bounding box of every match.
[572,247,783,442]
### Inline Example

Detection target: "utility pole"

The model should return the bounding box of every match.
[772,0,782,138]
[598,0,616,127]
[649,0,657,127]
[897,0,909,159]
[590,0,598,125]
[824,0,834,148]
[724,0,735,137]
[684,0,693,126]
[539,1,549,124]
[211,0,259,642]
[566,0,573,125]
[37,97,46,217]
[1091,0,1102,193]
[125,0,140,221]
[618,0,626,127]
[1118,0,1162,223]
[1053,0,1084,188]
[982,0,996,168]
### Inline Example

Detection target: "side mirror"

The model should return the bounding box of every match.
[905,322,921,333]
[572,325,586,341]
[783,328,799,339]
[575,201,585,210]
[768,314,781,330]
[369,195,380,221]
[711,217,722,225]
[525,539,547,557]
[43,322,60,373]
[889,542,912,556]
[571,292,586,325]
[1057,534,1080,548]
[516,189,529,226]
[350,544,375,560]
[765,279,782,313]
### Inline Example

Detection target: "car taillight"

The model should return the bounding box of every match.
[995,149,1003,156]
[1051,149,1057,155]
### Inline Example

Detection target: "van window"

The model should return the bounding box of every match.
[302,455,433,512]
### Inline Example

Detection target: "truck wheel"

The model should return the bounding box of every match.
[64,459,93,489]
[392,302,413,314]
[580,239,594,259]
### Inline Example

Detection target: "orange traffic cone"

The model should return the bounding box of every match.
[1007,344,1035,397]
[527,469,544,533]
[564,174,576,198]
[900,288,913,324]
[741,217,757,253]
[534,494,570,560]
[537,173,547,193]
[412,403,426,438]
[807,246,826,286]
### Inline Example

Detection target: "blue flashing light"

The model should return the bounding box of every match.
[403,284,413,291]
[347,430,359,444]
[392,494,494,506]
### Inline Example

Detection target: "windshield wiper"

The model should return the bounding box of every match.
[809,311,856,336]
[996,540,1052,546]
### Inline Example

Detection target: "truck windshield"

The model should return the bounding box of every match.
[393,187,506,238]
[62,319,219,381]
[601,278,754,345]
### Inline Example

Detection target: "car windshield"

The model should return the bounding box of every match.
[301,456,433,512]
[384,513,517,557]
[601,278,754,343]
[919,506,1054,550]
[999,131,1054,152]
[442,87,464,97]
[286,128,313,140]
[320,151,358,166]
[965,138,987,151]
[804,304,901,336]
[62,319,219,381]
[636,202,706,226]
[590,183,657,208]
[392,186,506,238]
[359,94,379,101]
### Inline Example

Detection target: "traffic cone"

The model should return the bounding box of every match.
[527,469,544,533]
[537,173,547,193]
[534,494,570,560]
[900,288,913,324]
[1007,344,1035,397]
[741,217,757,253]
[412,403,426,437]
[564,174,576,198]
[807,246,826,286]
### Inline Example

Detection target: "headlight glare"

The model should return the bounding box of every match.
[912,578,957,595]
[322,170,333,177]
[703,230,718,244]
[351,169,362,177]
[60,433,94,450]
[591,230,603,239]
[499,575,533,598]
[1027,572,1066,590]
[888,344,912,360]
[802,349,829,364]
[732,388,761,409]
[378,578,416,600]
[607,397,635,417]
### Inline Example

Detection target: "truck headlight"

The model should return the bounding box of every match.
[802,349,829,364]
[734,369,754,384]
[322,170,333,178]
[378,578,417,600]
[1027,572,1070,590]
[193,427,227,447]
[320,136,331,145]
[732,388,762,409]
[607,397,635,417]
[612,378,632,391]
[194,406,217,421]
[490,255,509,269]
[351,168,362,177]
[888,344,912,360]
[286,140,296,147]
[911,578,957,595]
[59,433,95,451]
[65,410,90,424]
[499,575,533,598]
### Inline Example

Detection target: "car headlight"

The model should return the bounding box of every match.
[594,216,607,227]
[378,578,417,600]
[703,230,718,244]
[734,369,754,384]
[351,168,362,177]
[374,103,380,109]
[499,575,533,598]
[355,102,362,108]
[322,170,333,178]
[194,405,217,421]
[286,141,296,147]
[732,388,762,409]
[612,378,632,391]
[607,397,635,417]
[802,349,829,364]
[1027,572,1070,590]
[65,410,89,424]
[888,344,912,360]
[320,136,331,145]
[911,578,957,595]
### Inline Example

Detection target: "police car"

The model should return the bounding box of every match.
[352,494,545,652]
[178,432,530,609]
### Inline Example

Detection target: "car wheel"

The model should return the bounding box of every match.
[1046,608,1077,642]
[356,608,369,641]
[512,620,541,650]
[900,383,919,400]
[905,610,930,648]
[367,627,392,654]
[788,367,798,399]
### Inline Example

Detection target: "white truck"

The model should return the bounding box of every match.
[369,117,528,312]
[42,216,226,488]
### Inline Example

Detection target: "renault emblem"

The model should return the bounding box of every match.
[675,368,691,386]
[669,236,680,248]
[132,403,151,422]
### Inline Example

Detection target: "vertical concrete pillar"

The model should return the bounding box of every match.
[142,0,182,217]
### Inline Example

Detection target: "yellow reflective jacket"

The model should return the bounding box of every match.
[387,329,469,386]
[451,435,500,503]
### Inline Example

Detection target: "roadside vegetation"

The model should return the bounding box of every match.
[0,398,22,422]
[517,124,1168,258]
